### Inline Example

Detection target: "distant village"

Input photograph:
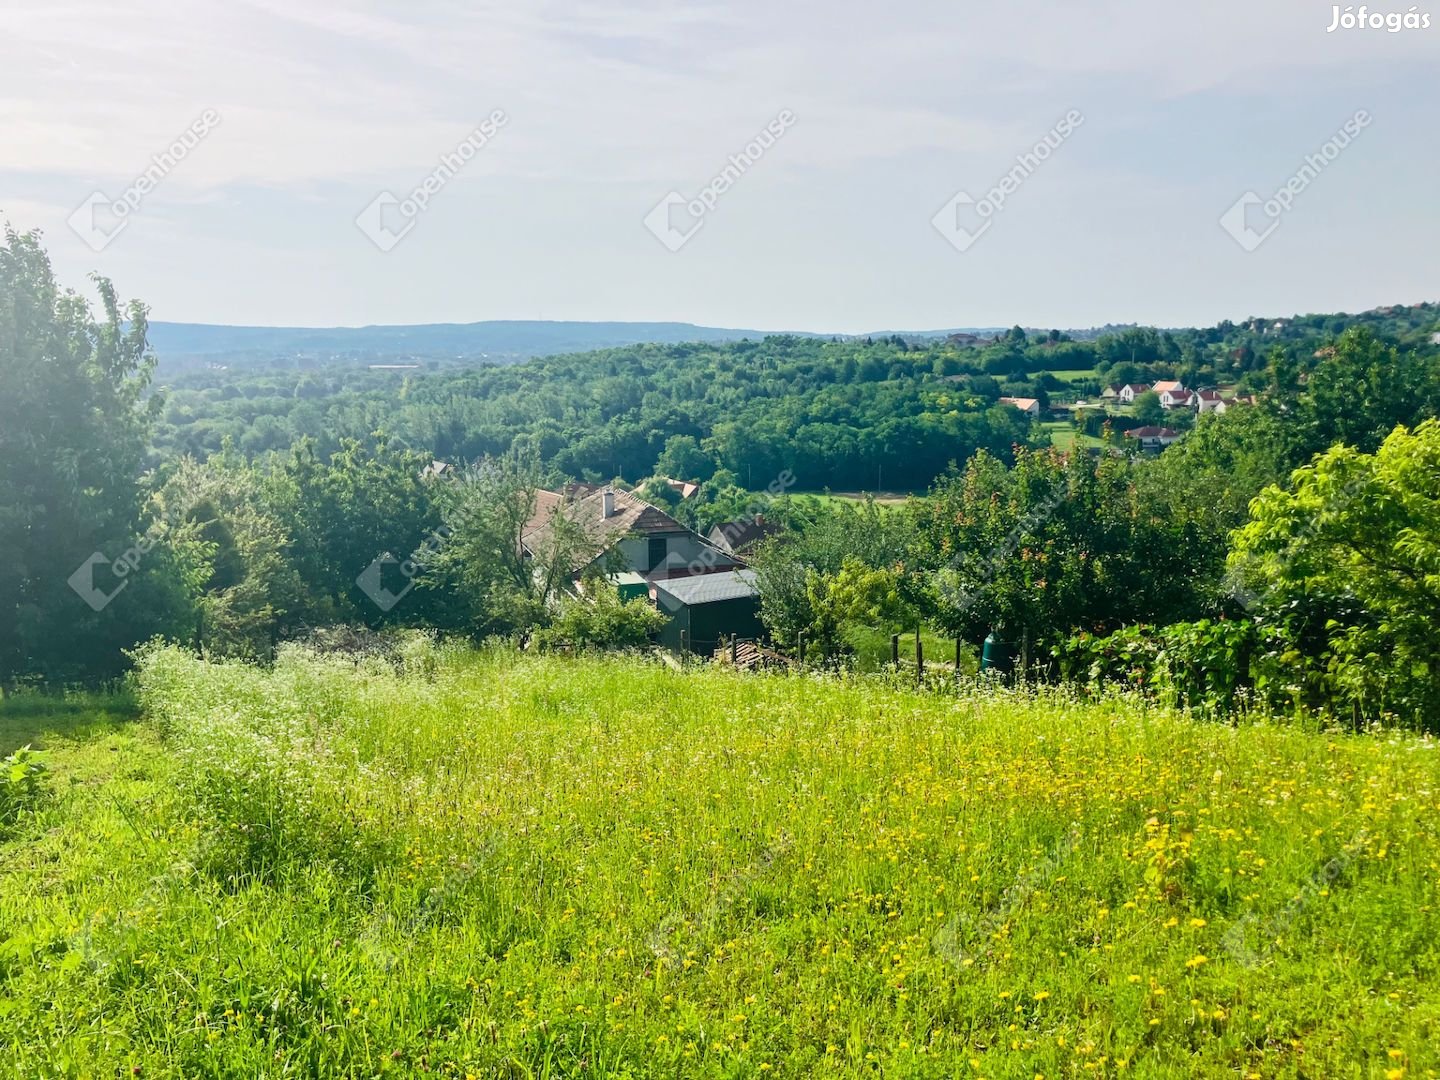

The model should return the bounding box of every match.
[999,379,1258,452]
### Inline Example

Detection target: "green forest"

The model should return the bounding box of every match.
[5,226,1440,727]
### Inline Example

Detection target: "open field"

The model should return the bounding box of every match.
[789,491,919,508]
[2,644,1438,1077]
[1041,420,1107,451]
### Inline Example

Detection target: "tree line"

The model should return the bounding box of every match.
[4,227,1439,726]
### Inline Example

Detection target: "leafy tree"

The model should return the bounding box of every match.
[1229,420,1440,726]
[1131,391,1164,426]
[265,436,441,625]
[425,453,595,637]
[913,447,1201,656]
[0,228,169,682]
[150,453,309,658]
[654,435,715,482]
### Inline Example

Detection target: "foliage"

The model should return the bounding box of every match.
[913,447,1205,651]
[1229,419,1440,727]
[425,452,597,637]
[1055,619,1257,718]
[1131,390,1164,425]
[533,586,666,651]
[0,745,47,830]
[0,227,171,682]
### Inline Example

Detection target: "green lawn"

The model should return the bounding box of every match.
[1041,420,1106,450]
[1041,368,1103,384]
[2,644,1438,1077]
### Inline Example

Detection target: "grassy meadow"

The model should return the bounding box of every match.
[2,643,1438,1077]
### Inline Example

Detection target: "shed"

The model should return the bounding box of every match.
[651,570,764,654]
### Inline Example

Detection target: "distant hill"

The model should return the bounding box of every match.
[144,320,1009,370]
[145,320,802,369]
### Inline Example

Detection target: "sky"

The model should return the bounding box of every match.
[1,0,1436,333]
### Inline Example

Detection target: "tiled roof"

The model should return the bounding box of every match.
[522,487,689,570]
[708,517,781,554]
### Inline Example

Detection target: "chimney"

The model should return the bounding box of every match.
[601,489,615,518]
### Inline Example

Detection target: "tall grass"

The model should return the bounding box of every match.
[1,642,1437,1077]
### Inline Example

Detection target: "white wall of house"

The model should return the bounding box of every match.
[587,531,740,578]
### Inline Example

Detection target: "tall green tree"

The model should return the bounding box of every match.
[0,228,170,681]
[1229,419,1440,726]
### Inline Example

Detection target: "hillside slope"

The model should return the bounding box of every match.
[2,646,1437,1077]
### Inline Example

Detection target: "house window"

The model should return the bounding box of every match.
[648,537,668,571]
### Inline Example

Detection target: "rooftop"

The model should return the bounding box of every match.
[652,569,759,606]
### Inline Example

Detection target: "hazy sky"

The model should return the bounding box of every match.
[1,0,1435,332]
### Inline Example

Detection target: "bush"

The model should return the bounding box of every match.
[1055,618,1257,717]
[0,746,47,831]
[532,588,665,651]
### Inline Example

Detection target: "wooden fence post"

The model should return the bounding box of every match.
[915,630,924,686]
[955,636,962,679]
[731,636,738,665]
[891,633,900,669]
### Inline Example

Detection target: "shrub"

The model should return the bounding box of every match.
[1055,619,1257,718]
[532,588,665,651]
[0,746,47,831]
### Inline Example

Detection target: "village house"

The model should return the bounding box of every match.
[1123,426,1182,451]
[999,396,1041,416]
[1117,383,1151,404]
[523,487,740,583]
[1160,389,1195,409]
[523,486,759,654]
[708,514,782,557]
[1192,389,1224,414]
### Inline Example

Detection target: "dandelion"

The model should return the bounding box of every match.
[1033,990,1051,1001]
[1185,954,1208,969]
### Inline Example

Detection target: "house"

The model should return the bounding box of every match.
[708,514,782,557]
[523,486,760,654]
[663,477,701,500]
[1123,426,1182,451]
[1151,380,1184,395]
[1117,383,1151,404]
[1431,331,1440,345]
[1159,386,1195,410]
[999,396,1041,416]
[1101,384,1123,401]
[651,569,764,654]
[1192,389,1224,414]
[523,486,740,583]
[1214,394,1257,415]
